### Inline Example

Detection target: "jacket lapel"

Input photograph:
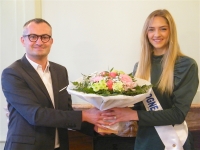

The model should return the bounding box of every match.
[20,55,53,107]
[49,63,59,109]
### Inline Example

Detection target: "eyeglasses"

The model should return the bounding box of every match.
[23,34,51,43]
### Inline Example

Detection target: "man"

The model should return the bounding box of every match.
[1,18,103,150]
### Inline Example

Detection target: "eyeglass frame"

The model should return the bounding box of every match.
[23,34,52,43]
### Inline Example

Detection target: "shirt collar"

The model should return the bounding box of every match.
[25,54,50,72]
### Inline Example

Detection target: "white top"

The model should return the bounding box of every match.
[26,55,59,148]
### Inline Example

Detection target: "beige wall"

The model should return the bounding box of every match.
[0,0,35,142]
[42,0,200,104]
[0,0,199,143]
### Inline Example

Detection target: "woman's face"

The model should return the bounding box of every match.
[147,16,170,55]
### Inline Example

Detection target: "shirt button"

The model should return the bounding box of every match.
[172,144,176,147]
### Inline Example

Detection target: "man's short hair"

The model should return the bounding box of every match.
[23,18,51,28]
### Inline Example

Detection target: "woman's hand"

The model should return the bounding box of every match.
[101,107,139,126]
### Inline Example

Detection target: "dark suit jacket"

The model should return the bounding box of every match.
[1,55,92,150]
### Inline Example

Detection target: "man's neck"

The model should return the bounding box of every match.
[26,55,48,71]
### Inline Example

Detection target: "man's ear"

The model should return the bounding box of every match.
[20,37,25,47]
[50,38,53,44]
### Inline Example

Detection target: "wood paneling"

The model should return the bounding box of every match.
[68,130,93,150]
[186,104,200,131]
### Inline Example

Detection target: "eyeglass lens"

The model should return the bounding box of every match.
[26,34,51,43]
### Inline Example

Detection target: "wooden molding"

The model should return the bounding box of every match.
[35,0,42,18]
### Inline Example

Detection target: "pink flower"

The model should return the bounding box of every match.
[106,79,113,90]
[120,74,132,83]
[123,82,137,91]
[120,74,137,91]
[90,76,103,82]
[109,72,118,78]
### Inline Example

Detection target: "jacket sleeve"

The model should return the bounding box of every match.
[1,65,83,129]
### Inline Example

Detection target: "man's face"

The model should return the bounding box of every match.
[21,22,53,61]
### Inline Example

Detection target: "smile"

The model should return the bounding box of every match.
[153,39,163,43]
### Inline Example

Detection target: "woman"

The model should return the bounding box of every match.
[101,9,199,150]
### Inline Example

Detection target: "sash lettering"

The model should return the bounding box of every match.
[146,94,158,111]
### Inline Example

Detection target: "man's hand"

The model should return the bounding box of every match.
[82,107,112,128]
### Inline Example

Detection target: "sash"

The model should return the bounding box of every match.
[143,90,188,150]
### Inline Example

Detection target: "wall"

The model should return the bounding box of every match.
[0,0,199,145]
[0,0,37,143]
[41,0,200,104]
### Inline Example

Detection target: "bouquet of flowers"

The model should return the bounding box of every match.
[67,68,152,136]
[71,68,151,97]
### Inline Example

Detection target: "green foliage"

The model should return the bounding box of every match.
[71,69,152,97]
[71,81,152,96]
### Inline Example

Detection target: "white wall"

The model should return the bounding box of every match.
[0,0,199,143]
[0,0,36,142]
[42,0,200,104]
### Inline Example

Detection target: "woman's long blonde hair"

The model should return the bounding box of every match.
[135,9,184,95]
